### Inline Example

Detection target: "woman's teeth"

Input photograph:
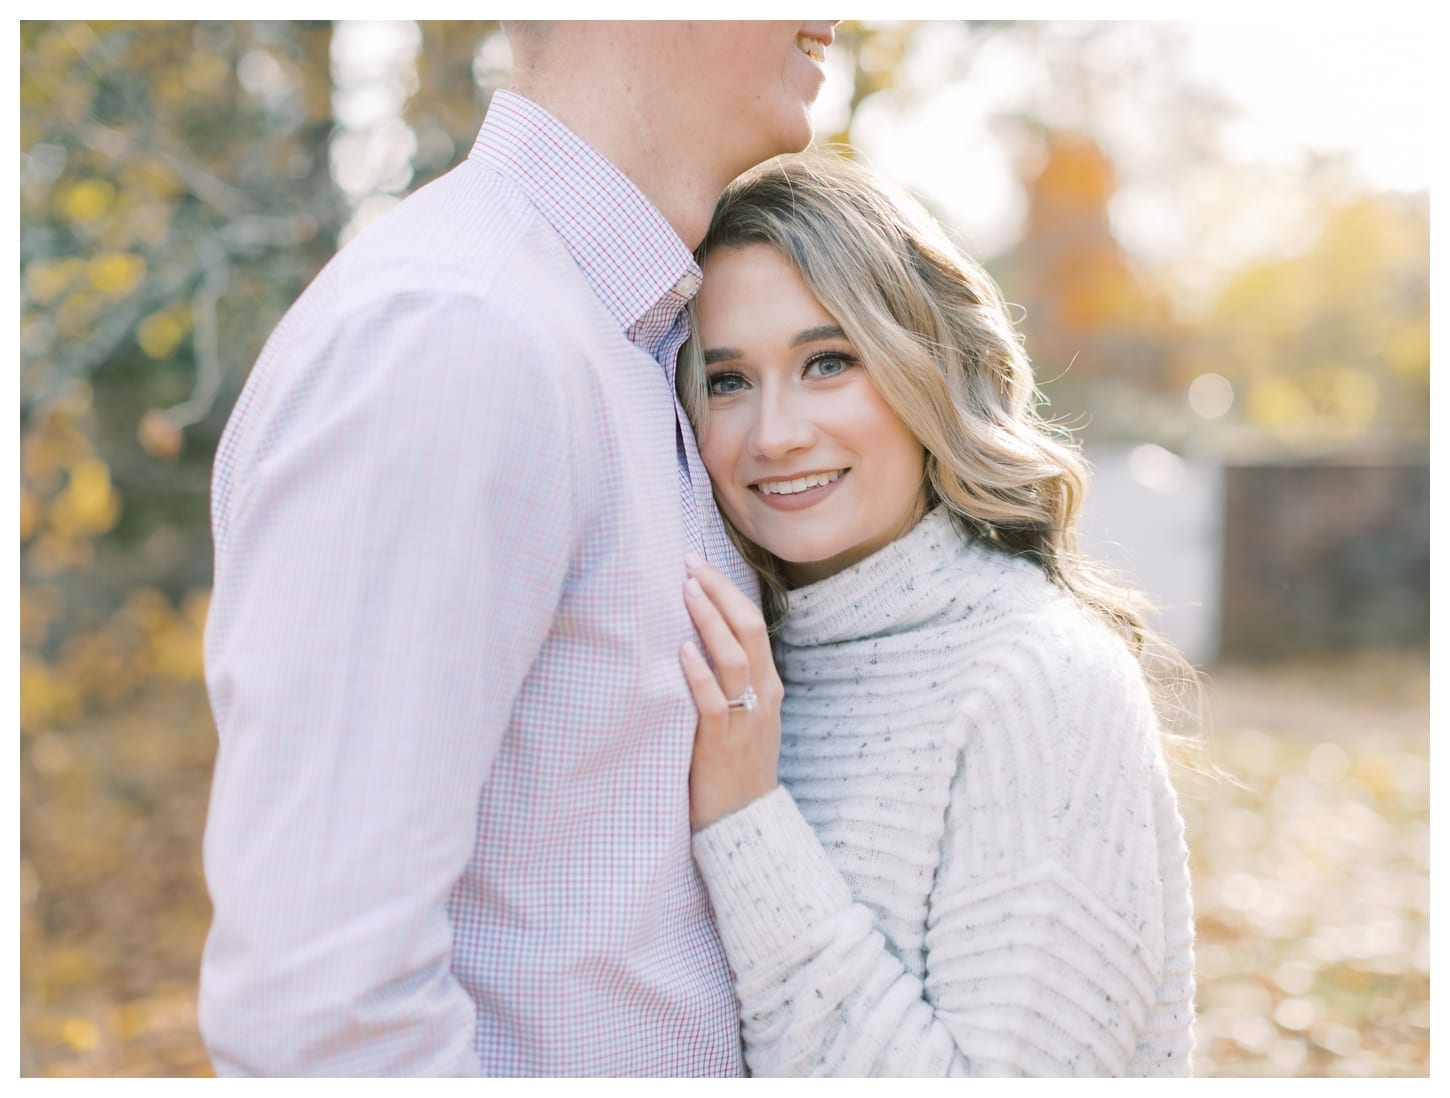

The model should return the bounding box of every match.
[796,35,826,63]
[757,470,843,496]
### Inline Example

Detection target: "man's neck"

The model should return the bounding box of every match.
[507,81,733,252]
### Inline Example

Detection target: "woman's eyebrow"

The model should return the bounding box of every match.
[791,325,847,347]
[703,326,847,365]
[702,346,742,365]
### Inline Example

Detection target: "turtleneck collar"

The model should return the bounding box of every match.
[777,506,1039,649]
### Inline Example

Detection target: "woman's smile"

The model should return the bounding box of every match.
[751,468,848,510]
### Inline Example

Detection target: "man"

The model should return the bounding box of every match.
[199,20,839,1076]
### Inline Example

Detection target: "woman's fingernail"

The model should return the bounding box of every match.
[685,577,703,598]
[682,640,700,660]
[685,552,706,570]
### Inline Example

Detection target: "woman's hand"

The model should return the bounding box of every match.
[679,554,782,832]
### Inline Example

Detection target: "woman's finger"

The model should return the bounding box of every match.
[684,576,751,690]
[679,640,729,726]
[685,554,770,656]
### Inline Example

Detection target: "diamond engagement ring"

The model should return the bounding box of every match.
[725,685,757,713]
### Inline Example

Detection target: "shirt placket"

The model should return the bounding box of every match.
[653,306,709,562]
[642,287,755,596]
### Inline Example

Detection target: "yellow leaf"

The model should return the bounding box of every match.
[24,261,73,305]
[1246,375,1312,432]
[109,1001,150,1041]
[123,587,175,635]
[87,251,147,297]
[58,178,116,223]
[55,292,100,341]
[183,589,211,630]
[184,53,231,93]
[20,486,41,541]
[137,312,186,360]
[25,530,94,577]
[155,627,205,681]
[59,1016,100,1052]
[19,585,62,650]
[139,157,187,198]
[19,652,80,731]
[1324,366,1380,432]
[52,458,121,537]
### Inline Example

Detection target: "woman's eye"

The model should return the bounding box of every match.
[807,354,853,378]
[707,372,747,396]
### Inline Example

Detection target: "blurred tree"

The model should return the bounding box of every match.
[20,19,915,736]
[840,22,1229,444]
[1182,193,1429,449]
[819,20,917,148]
[20,20,346,726]
[19,19,1429,732]
[407,21,500,182]
[1000,130,1179,437]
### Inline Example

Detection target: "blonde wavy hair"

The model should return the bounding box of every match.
[678,151,1200,730]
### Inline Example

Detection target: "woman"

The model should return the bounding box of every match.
[673,154,1197,1077]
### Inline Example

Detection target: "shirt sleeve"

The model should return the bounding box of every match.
[691,637,1175,1077]
[199,289,577,1075]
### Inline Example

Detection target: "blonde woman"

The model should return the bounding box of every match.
[675,154,1196,1077]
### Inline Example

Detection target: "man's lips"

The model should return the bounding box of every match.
[795,30,831,63]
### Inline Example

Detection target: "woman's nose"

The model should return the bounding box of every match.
[749,389,814,459]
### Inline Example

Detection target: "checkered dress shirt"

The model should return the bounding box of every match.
[200,90,756,1076]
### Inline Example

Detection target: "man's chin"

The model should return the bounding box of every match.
[760,123,815,166]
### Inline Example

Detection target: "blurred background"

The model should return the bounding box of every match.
[18,20,1430,1077]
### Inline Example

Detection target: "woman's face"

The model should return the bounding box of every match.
[693,244,928,586]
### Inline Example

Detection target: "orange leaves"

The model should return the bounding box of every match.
[20,655,82,732]
[22,388,122,577]
[1012,132,1171,384]
[22,586,210,736]
[1027,134,1117,222]
[20,486,43,541]
[22,681,219,1077]
[121,587,210,682]
[1181,655,1430,1076]
[50,459,122,539]
[59,1017,102,1053]
[137,409,183,459]
[17,655,1428,1076]
[20,380,207,729]
[1004,124,1427,448]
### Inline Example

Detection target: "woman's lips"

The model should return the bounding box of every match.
[751,469,848,512]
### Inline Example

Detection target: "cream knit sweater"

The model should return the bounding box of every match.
[693,507,1195,1076]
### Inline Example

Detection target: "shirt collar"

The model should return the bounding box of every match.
[469,89,702,333]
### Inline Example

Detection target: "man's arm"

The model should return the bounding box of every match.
[199,290,575,1075]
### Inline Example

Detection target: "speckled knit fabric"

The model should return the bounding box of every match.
[692,507,1195,1076]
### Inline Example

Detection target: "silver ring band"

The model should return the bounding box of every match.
[725,685,757,713]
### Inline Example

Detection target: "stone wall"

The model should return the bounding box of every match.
[1219,461,1429,659]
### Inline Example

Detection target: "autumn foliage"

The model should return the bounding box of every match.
[19,20,1428,1077]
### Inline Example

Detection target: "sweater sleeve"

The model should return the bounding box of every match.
[691,625,1178,1077]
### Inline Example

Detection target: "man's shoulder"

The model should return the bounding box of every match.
[329,160,584,313]
[256,157,618,382]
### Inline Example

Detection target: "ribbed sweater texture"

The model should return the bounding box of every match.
[693,507,1196,1076]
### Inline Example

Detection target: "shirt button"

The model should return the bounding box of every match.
[674,273,701,298]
